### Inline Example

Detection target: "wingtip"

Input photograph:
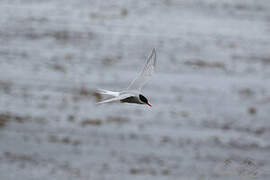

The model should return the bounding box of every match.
[151,48,157,66]
[152,48,157,60]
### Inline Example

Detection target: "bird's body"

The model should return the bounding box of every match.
[97,48,157,107]
[97,89,147,105]
[121,96,143,104]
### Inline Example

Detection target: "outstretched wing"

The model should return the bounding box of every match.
[127,48,156,92]
[96,93,133,104]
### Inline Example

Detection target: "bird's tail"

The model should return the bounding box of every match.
[96,97,119,104]
[96,89,119,97]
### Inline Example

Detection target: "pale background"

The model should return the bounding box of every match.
[0,0,270,179]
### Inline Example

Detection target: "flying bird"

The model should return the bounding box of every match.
[97,48,157,107]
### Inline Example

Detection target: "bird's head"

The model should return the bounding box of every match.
[139,94,151,107]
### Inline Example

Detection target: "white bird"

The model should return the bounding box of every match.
[97,48,157,107]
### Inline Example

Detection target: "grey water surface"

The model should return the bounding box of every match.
[0,0,270,179]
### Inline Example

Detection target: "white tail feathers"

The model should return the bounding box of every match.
[96,97,120,104]
[97,89,119,97]
[96,89,121,105]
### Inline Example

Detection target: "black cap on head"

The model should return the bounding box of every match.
[139,94,148,104]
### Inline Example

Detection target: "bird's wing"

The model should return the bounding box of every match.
[96,93,133,104]
[126,48,156,92]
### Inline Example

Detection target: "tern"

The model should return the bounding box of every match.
[97,48,157,107]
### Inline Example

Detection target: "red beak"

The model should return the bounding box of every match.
[147,103,152,107]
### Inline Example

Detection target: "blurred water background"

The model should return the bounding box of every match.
[0,0,270,179]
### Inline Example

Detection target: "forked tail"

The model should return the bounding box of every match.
[96,89,119,97]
